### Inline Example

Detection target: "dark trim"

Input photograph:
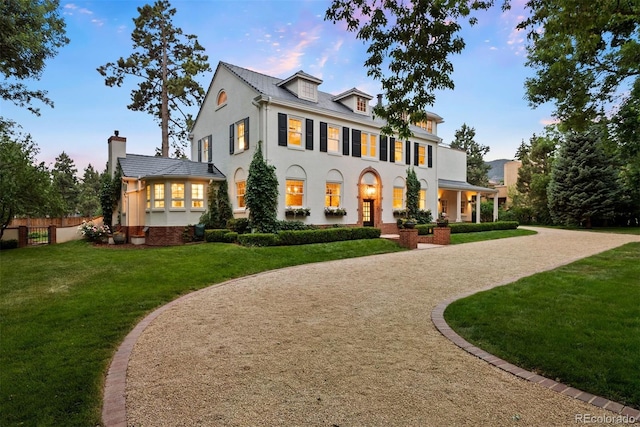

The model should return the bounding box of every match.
[342,126,350,156]
[405,141,411,165]
[390,137,396,162]
[243,118,249,150]
[320,122,328,152]
[428,145,433,168]
[351,129,361,158]
[207,135,212,161]
[380,135,388,161]
[229,124,234,155]
[414,142,419,166]
[278,113,287,146]
[305,118,314,150]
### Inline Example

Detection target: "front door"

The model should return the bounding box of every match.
[363,199,374,227]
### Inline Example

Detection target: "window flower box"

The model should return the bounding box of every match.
[393,209,407,218]
[285,207,310,218]
[324,207,347,217]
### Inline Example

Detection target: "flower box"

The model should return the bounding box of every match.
[285,208,310,218]
[324,207,347,217]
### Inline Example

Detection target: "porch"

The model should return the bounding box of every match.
[437,179,499,223]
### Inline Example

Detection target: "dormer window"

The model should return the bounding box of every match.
[356,96,368,113]
[300,80,317,101]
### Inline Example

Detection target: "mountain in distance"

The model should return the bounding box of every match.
[485,159,513,183]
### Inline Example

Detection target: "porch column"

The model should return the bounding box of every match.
[455,191,462,222]
[493,193,499,222]
[476,192,481,223]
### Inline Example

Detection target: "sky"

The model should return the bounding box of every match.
[1,0,557,174]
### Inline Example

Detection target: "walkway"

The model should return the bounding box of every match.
[104,227,640,426]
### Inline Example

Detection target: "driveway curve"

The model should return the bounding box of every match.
[110,227,639,426]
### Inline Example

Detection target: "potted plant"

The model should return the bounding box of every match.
[112,230,126,244]
[436,212,449,227]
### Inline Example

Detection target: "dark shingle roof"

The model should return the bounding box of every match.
[118,154,225,180]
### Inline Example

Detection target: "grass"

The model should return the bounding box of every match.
[449,228,536,244]
[0,239,404,426]
[445,242,640,409]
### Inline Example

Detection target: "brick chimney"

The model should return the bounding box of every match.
[108,130,126,177]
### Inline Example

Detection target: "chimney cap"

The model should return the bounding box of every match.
[114,130,119,136]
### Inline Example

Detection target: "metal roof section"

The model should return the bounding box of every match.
[118,154,225,180]
[438,179,498,193]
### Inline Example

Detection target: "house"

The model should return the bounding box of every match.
[487,160,522,208]
[189,62,497,232]
[107,61,498,245]
[107,131,225,245]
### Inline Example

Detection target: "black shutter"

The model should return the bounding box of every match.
[198,138,202,162]
[278,113,287,146]
[390,137,396,162]
[305,118,314,150]
[320,122,328,152]
[352,129,361,158]
[428,145,433,168]
[207,135,212,161]
[414,142,419,166]
[342,127,350,155]
[244,118,249,150]
[405,141,411,165]
[229,124,234,155]
[380,135,387,161]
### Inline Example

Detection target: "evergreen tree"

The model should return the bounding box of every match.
[216,180,233,228]
[51,151,79,216]
[97,0,210,157]
[245,141,278,233]
[77,164,101,217]
[548,129,620,227]
[405,167,420,218]
[200,184,218,228]
[450,123,490,186]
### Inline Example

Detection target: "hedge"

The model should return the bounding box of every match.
[237,233,280,247]
[0,239,18,250]
[234,227,381,247]
[448,221,519,234]
[205,229,232,242]
[415,225,435,235]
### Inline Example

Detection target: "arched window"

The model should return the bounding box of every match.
[285,165,307,207]
[217,90,227,106]
[325,169,344,208]
[393,176,405,209]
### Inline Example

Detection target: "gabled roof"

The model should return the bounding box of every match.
[333,87,373,101]
[438,179,498,193]
[118,154,225,180]
[277,70,323,86]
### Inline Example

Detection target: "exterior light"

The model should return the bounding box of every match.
[366,185,376,196]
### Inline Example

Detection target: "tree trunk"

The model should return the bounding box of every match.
[160,23,169,157]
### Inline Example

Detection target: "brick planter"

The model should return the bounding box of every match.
[433,226,451,245]
[398,229,418,249]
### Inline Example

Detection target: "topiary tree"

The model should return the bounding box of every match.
[245,141,278,233]
[406,167,420,219]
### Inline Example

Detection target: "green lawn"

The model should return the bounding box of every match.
[445,242,640,409]
[0,239,404,426]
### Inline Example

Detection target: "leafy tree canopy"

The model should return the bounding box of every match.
[450,123,490,186]
[0,0,69,115]
[0,121,54,238]
[326,0,506,140]
[97,0,210,157]
[520,0,640,130]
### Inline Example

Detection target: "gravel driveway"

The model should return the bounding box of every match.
[116,227,639,426]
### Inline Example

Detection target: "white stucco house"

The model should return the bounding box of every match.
[107,61,497,244]
[189,61,497,233]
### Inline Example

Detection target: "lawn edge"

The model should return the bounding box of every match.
[431,247,640,422]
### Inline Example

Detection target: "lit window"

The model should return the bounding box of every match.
[418,145,426,166]
[419,189,426,210]
[146,185,151,209]
[192,183,204,208]
[414,120,433,133]
[237,120,247,151]
[217,90,227,106]
[325,183,341,207]
[328,125,340,153]
[301,81,316,100]
[171,183,184,208]
[356,96,367,112]
[153,184,165,208]
[288,118,302,146]
[361,132,377,158]
[395,140,403,163]
[236,181,246,208]
[393,187,404,209]
[286,179,304,206]
[199,136,211,162]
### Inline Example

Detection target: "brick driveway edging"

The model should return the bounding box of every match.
[432,287,640,422]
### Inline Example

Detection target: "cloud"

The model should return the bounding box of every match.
[540,117,560,126]
[258,27,322,76]
[64,3,93,15]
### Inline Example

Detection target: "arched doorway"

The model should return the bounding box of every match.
[358,169,381,227]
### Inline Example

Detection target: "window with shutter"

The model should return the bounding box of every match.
[351,129,361,158]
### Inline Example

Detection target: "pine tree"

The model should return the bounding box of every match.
[405,167,420,219]
[77,164,101,217]
[216,180,233,229]
[450,123,490,186]
[245,141,278,233]
[51,151,79,217]
[548,130,620,227]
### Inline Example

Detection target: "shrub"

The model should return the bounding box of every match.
[237,233,279,247]
[448,221,519,234]
[205,229,232,243]
[0,239,18,250]
[415,209,433,224]
[223,232,238,243]
[277,220,317,231]
[77,220,110,242]
[350,227,381,240]
[416,224,435,235]
[226,218,249,234]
